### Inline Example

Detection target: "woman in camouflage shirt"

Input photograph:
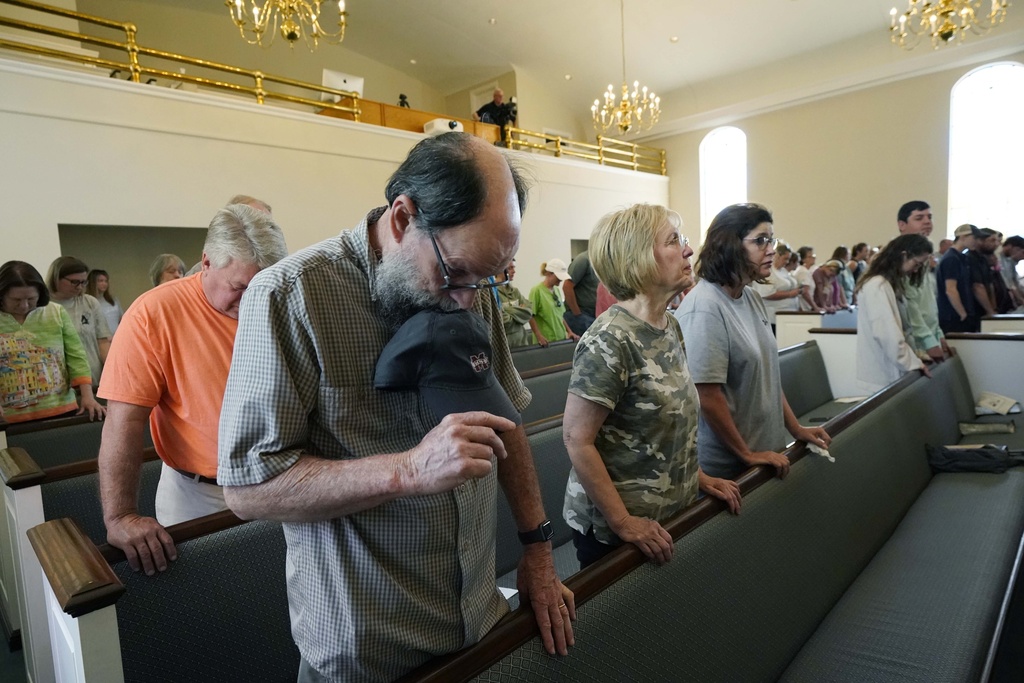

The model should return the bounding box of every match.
[562,204,742,570]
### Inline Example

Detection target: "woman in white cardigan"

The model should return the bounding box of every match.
[854,234,933,393]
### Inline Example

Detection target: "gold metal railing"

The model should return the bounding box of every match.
[0,0,360,117]
[504,126,666,175]
[0,0,669,175]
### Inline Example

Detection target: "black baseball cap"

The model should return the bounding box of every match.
[373,309,522,426]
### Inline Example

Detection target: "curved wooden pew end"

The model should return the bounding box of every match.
[0,447,45,488]
[27,518,124,618]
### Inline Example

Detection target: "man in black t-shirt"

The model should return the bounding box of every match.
[968,228,999,319]
[937,224,981,333]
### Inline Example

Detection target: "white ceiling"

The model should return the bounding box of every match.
[151,0,1020,124]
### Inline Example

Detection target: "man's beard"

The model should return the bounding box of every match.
[375,248,461,331]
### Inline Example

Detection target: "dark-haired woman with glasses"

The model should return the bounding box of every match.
[0,260,105,422]
[46,256,112,387]
[674,203,831,480]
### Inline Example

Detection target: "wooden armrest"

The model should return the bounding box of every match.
[27,518,124,618]
[0,446,45,488]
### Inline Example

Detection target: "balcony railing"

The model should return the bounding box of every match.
[0,0,667,175]
[505,127,666,175]
[0,0,360,117]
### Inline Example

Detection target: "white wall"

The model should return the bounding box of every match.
[659,50,1024,252]
[0,58,667,288]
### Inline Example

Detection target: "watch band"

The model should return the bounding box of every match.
[517,519,554,545]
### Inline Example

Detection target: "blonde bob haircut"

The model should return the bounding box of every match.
[590,203,682,301]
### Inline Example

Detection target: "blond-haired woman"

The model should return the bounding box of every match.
[563,204,741,569]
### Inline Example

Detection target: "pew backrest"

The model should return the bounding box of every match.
[41,458,162,545]
[6,414,154,470]
[519,364,571,425]
[511,340,577,374]
[778,340,834,417]
[110,519,298,683]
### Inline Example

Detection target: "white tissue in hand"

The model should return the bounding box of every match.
[807,442,834,462]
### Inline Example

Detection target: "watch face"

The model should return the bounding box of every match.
[540,520,553,540]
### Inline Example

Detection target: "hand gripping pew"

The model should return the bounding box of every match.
[1,442,159,683]
[400,356,1024,683]
[28,511,298,683]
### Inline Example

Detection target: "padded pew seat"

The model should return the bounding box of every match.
[782,470,1024,683]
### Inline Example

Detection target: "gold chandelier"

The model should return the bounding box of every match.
[592,0,660,135]
[226,0,347,50]
[889,0,1010,49]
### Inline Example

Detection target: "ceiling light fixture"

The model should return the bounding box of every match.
[889,0,1009,49]
[592,0,660,135]
[226,0,347,50]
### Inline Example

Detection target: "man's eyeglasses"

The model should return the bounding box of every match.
[743,235,778,250]
[62,277,88,287]
[427,231,508,291]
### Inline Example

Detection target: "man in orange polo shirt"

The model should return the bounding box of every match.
[98,203,287,575]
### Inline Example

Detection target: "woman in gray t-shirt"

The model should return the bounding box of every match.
[674,203,832,480]
[562,204,742,570]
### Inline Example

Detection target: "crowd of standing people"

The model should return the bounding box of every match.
[3,131,1023,681]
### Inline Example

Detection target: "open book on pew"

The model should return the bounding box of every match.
[975,391,1021,415]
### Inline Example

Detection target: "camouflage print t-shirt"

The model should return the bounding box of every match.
[562,305,701,546]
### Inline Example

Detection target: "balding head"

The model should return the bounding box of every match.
[375,132,529,328]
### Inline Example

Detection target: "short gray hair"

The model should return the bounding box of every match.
[148,253,185,287]
[204,204,288,269]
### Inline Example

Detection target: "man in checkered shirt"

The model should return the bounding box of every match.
[218,133,575,681]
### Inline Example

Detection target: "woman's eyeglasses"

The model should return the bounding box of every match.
[743,235,778,250]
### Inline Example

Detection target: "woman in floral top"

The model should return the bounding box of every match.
[0,261,104,423]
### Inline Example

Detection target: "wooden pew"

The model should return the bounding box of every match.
[778,340,863,424]
[1,444,159,683]
[510,339,577,374]
[519,362,572,426]
[28,511,298,683]
[775,310,825,348]
[400,357,1024,682]
[981,314,1024,334]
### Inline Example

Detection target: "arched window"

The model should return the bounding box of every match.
[948,62,1024,238]
[699,126,747,243]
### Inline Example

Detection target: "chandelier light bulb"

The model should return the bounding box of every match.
[887,0,1009,50]
[226,0,349,50]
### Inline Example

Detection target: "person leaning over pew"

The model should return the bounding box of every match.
[0,260,105,422]
[562,204,741,570]
[98,205,287,575]
[854,234,933,394]
[674,203,831,481]
[218,133,574,682]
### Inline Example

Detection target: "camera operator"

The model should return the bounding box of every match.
[474,88,517,145]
